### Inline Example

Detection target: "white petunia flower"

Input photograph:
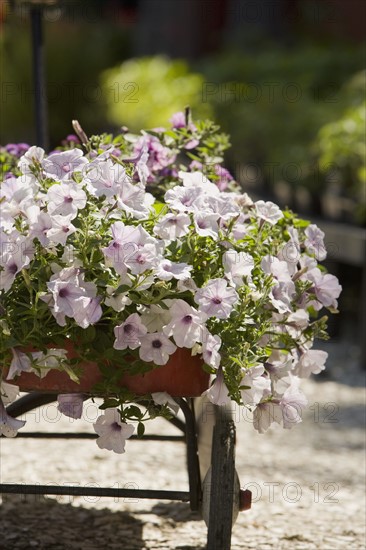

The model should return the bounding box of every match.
[176,277,198,293]
[164,186,203,213]
[84,158,130,198]
[179,170,220,196]
[105,286,132,312]
[18,145,45,177]
[116,180,151,219]
[31,348,68,378]
[73,296,103,329]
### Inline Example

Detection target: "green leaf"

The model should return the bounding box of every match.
[99,399,120,409]
[137,422,145,437]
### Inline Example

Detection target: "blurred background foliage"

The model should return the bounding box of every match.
[0,1,365,225]
[1,10,133,143]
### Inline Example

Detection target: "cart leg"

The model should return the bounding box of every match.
[6,392,57,417]
[205,405,236,550]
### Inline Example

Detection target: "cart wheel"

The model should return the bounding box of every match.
[194,396,233,482]
[202,404,238,550]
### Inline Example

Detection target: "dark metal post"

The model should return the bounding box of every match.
[30,4,49,150]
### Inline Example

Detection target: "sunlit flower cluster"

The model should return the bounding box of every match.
[0,115,341,453]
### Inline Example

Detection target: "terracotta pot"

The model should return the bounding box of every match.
[8,345,209,397]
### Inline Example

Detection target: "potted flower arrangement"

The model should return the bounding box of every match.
[0,112,341,453]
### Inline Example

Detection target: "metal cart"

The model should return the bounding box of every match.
[0,393,251,550]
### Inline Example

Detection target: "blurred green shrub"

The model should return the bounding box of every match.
[102,56,213,131]
[315,73,366,222]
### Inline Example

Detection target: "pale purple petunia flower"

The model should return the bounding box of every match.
[195,278,238,319]
[163,299,205,348]
[305,224,327,261]
[279,382,308,429]
[170,111,186,128]
[154,259,192,281]
[152,392,180,414]
[154,213,191,240]
[93,408,135,454]
[124,242,161,275]
[73,296,103,329]
[223,250,254,288]
[44,149,88,181]
[0,247,31,292]
[46,214,76,246]
[1,381,20,405]
[114,313,148,350]
[57,393,84,419]
[293,349,328,378]
[27,207,52,246]
[139,332,177,365]
[253,401,282,434]
[255,200,283,225]
[7,348,32,380]
[193,212,219,239]
[201,330,221,369]
[103,221,155,274]
[240,365,271,407]
[47,181,87,218]
[0,398,26,437]
[203,368,231,406]
[306,268,342,310]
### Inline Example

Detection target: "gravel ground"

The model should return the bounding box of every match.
[1,375,365,550]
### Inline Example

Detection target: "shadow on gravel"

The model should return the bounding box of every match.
[335,404,366,429]
[0,494,145,550]
[151,501,202,522]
